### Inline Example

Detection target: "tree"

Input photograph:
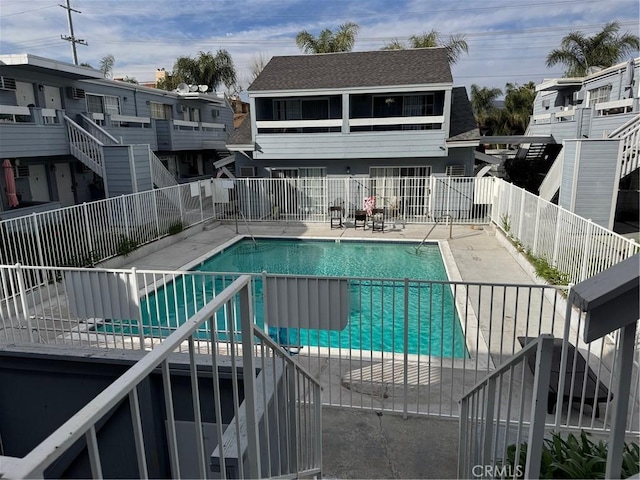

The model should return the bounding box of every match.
[382,30,469,64]
[99,54,115,79]
[157,50,237,93]
[249,52,269,81]
[470,84,503,133]
[295,22,359,53]
[502,81,536,135]
[546,21,640,77]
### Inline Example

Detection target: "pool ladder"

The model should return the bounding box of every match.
[415,214,452,254]
[235,209,257,247]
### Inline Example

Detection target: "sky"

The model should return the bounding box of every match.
[1,0,639,97]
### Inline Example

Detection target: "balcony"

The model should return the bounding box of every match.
[0,106,69,158]
[88,113,158,150]
[156,119,227,151]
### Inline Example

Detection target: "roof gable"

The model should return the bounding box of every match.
[249,48,452,92]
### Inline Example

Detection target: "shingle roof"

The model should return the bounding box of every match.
[248,48,452,91]
[226,115,252,147]
[448,86,480,142]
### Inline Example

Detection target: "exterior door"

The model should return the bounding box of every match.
[43,85,62,109]
[54,163,75,206]
[15,81,36,106]
[28,165,50,202]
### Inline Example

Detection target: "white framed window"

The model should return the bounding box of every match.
[588,85,612,107]
[445,165,466,177]
[150,102,172,120]
[370,166,431,177]
[86,94,120,116]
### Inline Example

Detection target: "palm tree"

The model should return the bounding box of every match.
[171,50,237,92]
[501,82,536,135]
[546,21,640,77]
[470,85,503,133]
[382,30,469,64]
[295,22,359,53]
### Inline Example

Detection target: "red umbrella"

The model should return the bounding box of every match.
[3,159,19,208]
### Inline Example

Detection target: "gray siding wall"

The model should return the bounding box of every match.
[254,130,448,160]
[559,140,578,209]
[132,144,152,192]
[0,123,69,157]
[236,146,475,177]
[572,139,620,228]
[105,122,158,150]
[590,112,636,139]
[103,145,133,196]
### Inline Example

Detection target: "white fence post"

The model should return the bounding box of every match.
[579,219,594,282]
[177,186,184,224]
[31,213,45,267]
[552,208,563,267]
[130,267,144,350]
[82,203,95,264]
[517,189,526,240]
[532,196,542,256]
[121,195,130,238]
[152,191,160,237]
[14,263,35,343]
[199,180,204,223]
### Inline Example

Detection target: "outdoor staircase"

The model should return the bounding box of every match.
[610,114,640,179]
[65,115,106,178]
[67,114,178,190]
[538,150,564,201]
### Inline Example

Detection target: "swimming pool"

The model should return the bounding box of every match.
[108,239,468,357]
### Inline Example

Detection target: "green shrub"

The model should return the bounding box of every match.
[116,235,139,257]
[167,221,184,236]
[504,431,640,479]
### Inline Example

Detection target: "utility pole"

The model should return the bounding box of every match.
[59,0,87,65]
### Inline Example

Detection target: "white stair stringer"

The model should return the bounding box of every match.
[611,115,640,179]
[79,114,120,145]
[65,115,105,178]
[539,150,564,201]
[150,150,178,188]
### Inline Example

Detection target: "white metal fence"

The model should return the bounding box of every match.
[491,179,639,284]
[224,176,495,225]
[2,264,638,435]
[2,176,637,286]
[0,180,223,270]
[458,335,555,480]
[0,275,322,479]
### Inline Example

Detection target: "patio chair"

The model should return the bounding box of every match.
[354,210,367,229]
[329,206,343,228]
[371,208,385,232]
[518,336,612,417]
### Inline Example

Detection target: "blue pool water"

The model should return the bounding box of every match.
[109,239,468,357]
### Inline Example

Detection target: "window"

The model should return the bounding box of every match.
[239,166,256,177]
[588,85,612,107]
[86,94,120,116]
[273,99,301,120]
[370,166,431,177]
[150,102,172,120]
[445,165,466,177]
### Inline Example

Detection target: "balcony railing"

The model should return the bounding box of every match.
[0,274,322,479]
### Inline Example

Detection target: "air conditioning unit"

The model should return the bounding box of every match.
[177,105,187,113]
[67,87,86,99]
[0,76,17,91]
[572,90,585,103]
[541,99,550,108]
[14,165,30,178]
